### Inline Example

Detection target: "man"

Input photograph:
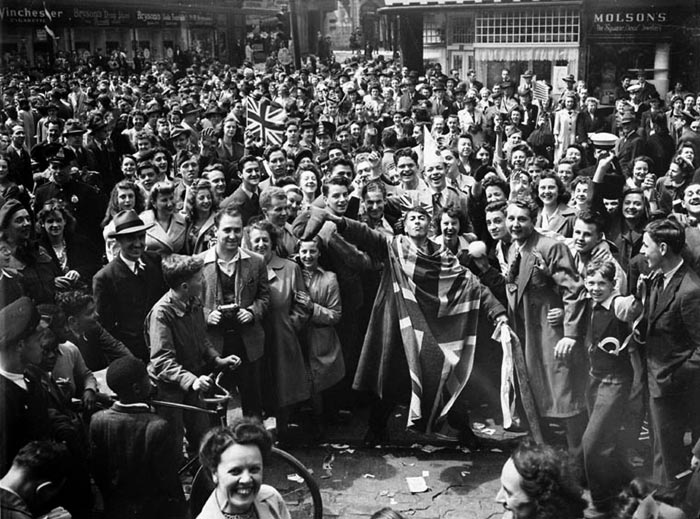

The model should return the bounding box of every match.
[199,206,270,418]
[93,210,167,361]
[33,149,106,244]
[641,218,700,490]
[0,297,53,476]
[576,98,609,158]
[0,441,70,519]
[566,209,627,293]
[259,146,288,190]
[299,204,507,445]
[457,97,486,148]
[221,155,263,226]
[90,357,185,519]
[258,187,295,258]
[62,120,95,172]
[615,112,646,176]
[504,199,588,455]
[465,69,484,93]
[5,125,32,191]
[86,117,119,192]
[147,254,241,465]
[30,120,63,172]
[361,180,394,236]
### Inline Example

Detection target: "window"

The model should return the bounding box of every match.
[475,8,579,45]
[449,15,475,44]
[423,14,445,45]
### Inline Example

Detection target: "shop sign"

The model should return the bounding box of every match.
[0,6,65,24]
[591,10,670,37]
[70,7,132,27]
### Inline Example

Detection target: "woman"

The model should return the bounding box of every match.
[296,237,344,437]
[185,179,219,255]
[140,181,186,255]
[102,180,147,262]
[297,165,321,209]
[496,439,587,519]
[37,199,101,288]
[0,198,60,303]
[197,419,291,519]
[247,220,309,438]
[283,185,304,223]
[152,147,173,181]
[626,156,660,213]
[553,94,579,161]
[136,160,159,195]
[535,172,576,237]
[433,206,472,260]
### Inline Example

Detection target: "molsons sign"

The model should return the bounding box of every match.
[591,9,670,37]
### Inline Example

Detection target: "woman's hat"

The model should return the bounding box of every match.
[109,210,154,237]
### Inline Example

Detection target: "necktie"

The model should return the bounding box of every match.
[506,249,522,284]
[432,192,442,214]
[649,272,664,312]
[250,191,259,208]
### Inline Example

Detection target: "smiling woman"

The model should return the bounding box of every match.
[197,420,290,519]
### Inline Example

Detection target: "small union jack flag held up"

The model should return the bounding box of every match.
[245,97,287,146]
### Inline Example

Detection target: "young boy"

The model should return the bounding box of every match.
[146,254,240,464]
[581,260,642,518]
[89,356,186,519]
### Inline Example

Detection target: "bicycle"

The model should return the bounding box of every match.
[151,373,323,519]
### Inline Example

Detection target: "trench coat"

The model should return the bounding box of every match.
[505,230,587,418]
[303,266,345,392]
[263,255,310,408]
[140,210,187,255]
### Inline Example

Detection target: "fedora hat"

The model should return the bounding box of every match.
[108,210,154,237]
[620,112,637,125]
[63,119,86,136]
[562,74,576,84]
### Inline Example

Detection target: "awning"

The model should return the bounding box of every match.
[379,0,581,14]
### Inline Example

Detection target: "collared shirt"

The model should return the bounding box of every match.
[119,253,145,275]
[216,248,251,277]
[663,259,684,289]
[241,184,259,201]
[0,369,26,390]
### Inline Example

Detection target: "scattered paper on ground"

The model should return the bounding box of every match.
[406,476,429,493]
[287,474,304,484]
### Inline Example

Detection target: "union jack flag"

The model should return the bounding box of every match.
[246,97,286,146]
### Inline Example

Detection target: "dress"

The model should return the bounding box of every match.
[553,109,579,161]
[263,255,310,408]
[303,267,345,392]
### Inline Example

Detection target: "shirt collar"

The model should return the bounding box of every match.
[593,291,619,310]
[119,253,145,272]
[664,259,684,283]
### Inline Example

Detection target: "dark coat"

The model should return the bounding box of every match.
[89,403,186,519]
[92,253,166,361]
[220,186,261,226]
[646,263,700,398]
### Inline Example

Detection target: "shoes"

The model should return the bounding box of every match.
[363,427,389,447]
[458,428,482,451]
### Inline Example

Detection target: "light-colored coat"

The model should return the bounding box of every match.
[198,247,270,361]
[505,231,587,418]
[303,267,345,392]
[140,210,187,255]
[197,485,290,519]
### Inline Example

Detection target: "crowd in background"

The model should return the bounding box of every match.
[3,47,700,519]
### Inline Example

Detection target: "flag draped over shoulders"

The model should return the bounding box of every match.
[355,235,482,433]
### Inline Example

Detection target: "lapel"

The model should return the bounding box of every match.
[650,266,686,324]
[115,256,137,278]
[516,234,538,304]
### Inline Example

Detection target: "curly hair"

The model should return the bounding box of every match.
[246,219,278,250]
[511,439,587,519]
[198,419,273,476]
[36,198,77,237]
[102,180,146,227]
[184,179,219,222]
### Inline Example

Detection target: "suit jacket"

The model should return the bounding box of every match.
[221,186,261,226]
[87,139,120,192]
[615,132,646,176]
[4,143,32,191]
[198,247,270,361]
[575,110,609,143]
[536,203,577,238]
[93,253,166,361]
[646,262,700,397]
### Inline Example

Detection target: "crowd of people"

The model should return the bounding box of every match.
[2,46,700,519]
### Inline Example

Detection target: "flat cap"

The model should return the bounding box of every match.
[0,297,41,350]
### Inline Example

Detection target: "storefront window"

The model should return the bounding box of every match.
[423,14,444,45]
[475,8,579,45]
[448,15,475,45]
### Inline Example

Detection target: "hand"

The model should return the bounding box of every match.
[295,290,313,310]
[82,389,97,411]
[692,455,700,470]
[596,152,616,173]
[40,507,72,519]
[236,308,254,324]
[546,307,564,326]
[554,337,576,360]
[217,355,242,370]
[495,315,509,328]
[54,276,75,289]
[207,310,222,326]
[472,255,490,273]
[643,174,656,190]
[192,375,213,392]
[317,220,338,244]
